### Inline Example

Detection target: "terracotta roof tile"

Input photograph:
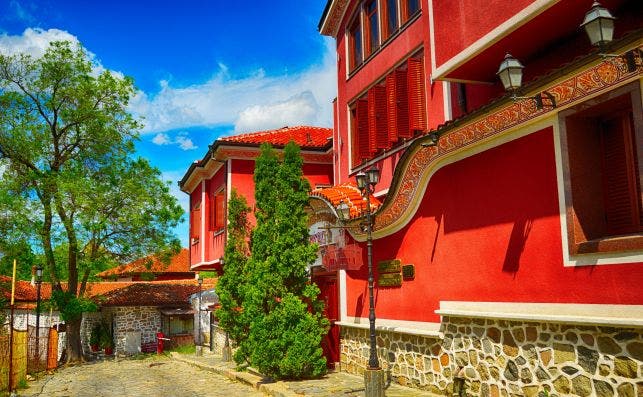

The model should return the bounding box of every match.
[220,126,332,149]
[311,182,381,219]
[1,276,216,305]
[98,283,201,307]
[96,249,192,279]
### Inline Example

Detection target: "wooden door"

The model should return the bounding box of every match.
[316,275,339,368]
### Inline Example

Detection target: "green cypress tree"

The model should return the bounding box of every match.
[244,141,328,379]
[215,189,251,362]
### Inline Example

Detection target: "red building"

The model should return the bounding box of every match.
[178,126,334,272]
[314,0,643,394]
[96,248,194,282]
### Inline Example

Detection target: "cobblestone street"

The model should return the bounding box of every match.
[19,355,266,397]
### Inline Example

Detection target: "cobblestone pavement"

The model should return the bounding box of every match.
[174,351,438,397]
[18,355,266,397]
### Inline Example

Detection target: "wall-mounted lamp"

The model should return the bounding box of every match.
[581,1,615,50]
[581,1,641,72]
[497,53,557,109]
[336,200,351,220]
[420,132,440,148]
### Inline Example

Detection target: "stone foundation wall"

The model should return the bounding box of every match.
[340,318,643,396]
[104,306,161,355]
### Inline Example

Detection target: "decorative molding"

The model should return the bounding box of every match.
[319,0,351,37]
[347,47,643,241]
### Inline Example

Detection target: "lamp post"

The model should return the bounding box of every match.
[218,256,233,362]
[196,276,203,356]
[35,265,43,375]
[355,167,384,397]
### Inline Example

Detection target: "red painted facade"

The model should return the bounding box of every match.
[180,127,334,271]
[318,0,643,333]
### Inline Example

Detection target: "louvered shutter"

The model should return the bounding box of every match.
[387,69,409,141]
[601,110,641,235]
[214,191,226,229]
[407,57,427,135]
[356,99,371,162]
[368,85,389,151]
[191,202,200,238]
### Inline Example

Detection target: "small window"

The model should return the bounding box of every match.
[561,83,643,255]
[349,14,363,72]
[190,199,201,240]
[211,191,226,232]
[364,0,379,57]
[382,0,399,40]
[401,0,420,23]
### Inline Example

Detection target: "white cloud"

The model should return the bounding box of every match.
[130,38,337,134]
[152,133,171,145]
[176,136,197,151]
[151,132,197,151]
[0,28,80,58]
[234,91,320,133]
[0,28,123,80]
[2,28,338,141]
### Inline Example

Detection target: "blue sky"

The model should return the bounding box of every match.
[0,0,336,247]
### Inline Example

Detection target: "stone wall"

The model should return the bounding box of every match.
[81,312,102,354]
[210,323,229,355]
[340,317,643,396]
[103,306,161,355]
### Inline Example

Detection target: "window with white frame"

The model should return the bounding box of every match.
[559,82,643,256]
[347,0,421,74]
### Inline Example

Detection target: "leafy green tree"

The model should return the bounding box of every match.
[0,41,183,362]
[242,142,328,379]
[215,189,252,362]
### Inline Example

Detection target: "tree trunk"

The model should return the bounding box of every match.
[65,317,84,363]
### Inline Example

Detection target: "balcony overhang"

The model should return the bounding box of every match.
[433,0,627,83]
[318,0,350,37]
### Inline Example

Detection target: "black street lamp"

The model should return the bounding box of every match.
[196,276,203,356]
[35,265,43,375]
[355,166,384,396]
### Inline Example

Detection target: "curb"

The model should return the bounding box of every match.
[169,353,297,397]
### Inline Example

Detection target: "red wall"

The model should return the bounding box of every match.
[189,184,202,266]
[230,158,333,227]
[432,0,536,67]
[334,1,445,189]
[345,128,643,323]
[204,167,226,263]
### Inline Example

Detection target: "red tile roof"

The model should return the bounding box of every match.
[220,126,332,149]
[97,283,201,307]
[0,276,52,302]
[96,249,192,279]
[311,182,381,219]
[1,275,216,306]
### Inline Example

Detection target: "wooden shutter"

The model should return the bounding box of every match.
[407,57,427,134]
[387,69,409,141]
[191,201,200,238]
[214,191,225,230]
[601,110,641,235]
[368,85,389,151]
[356,99,371,162]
